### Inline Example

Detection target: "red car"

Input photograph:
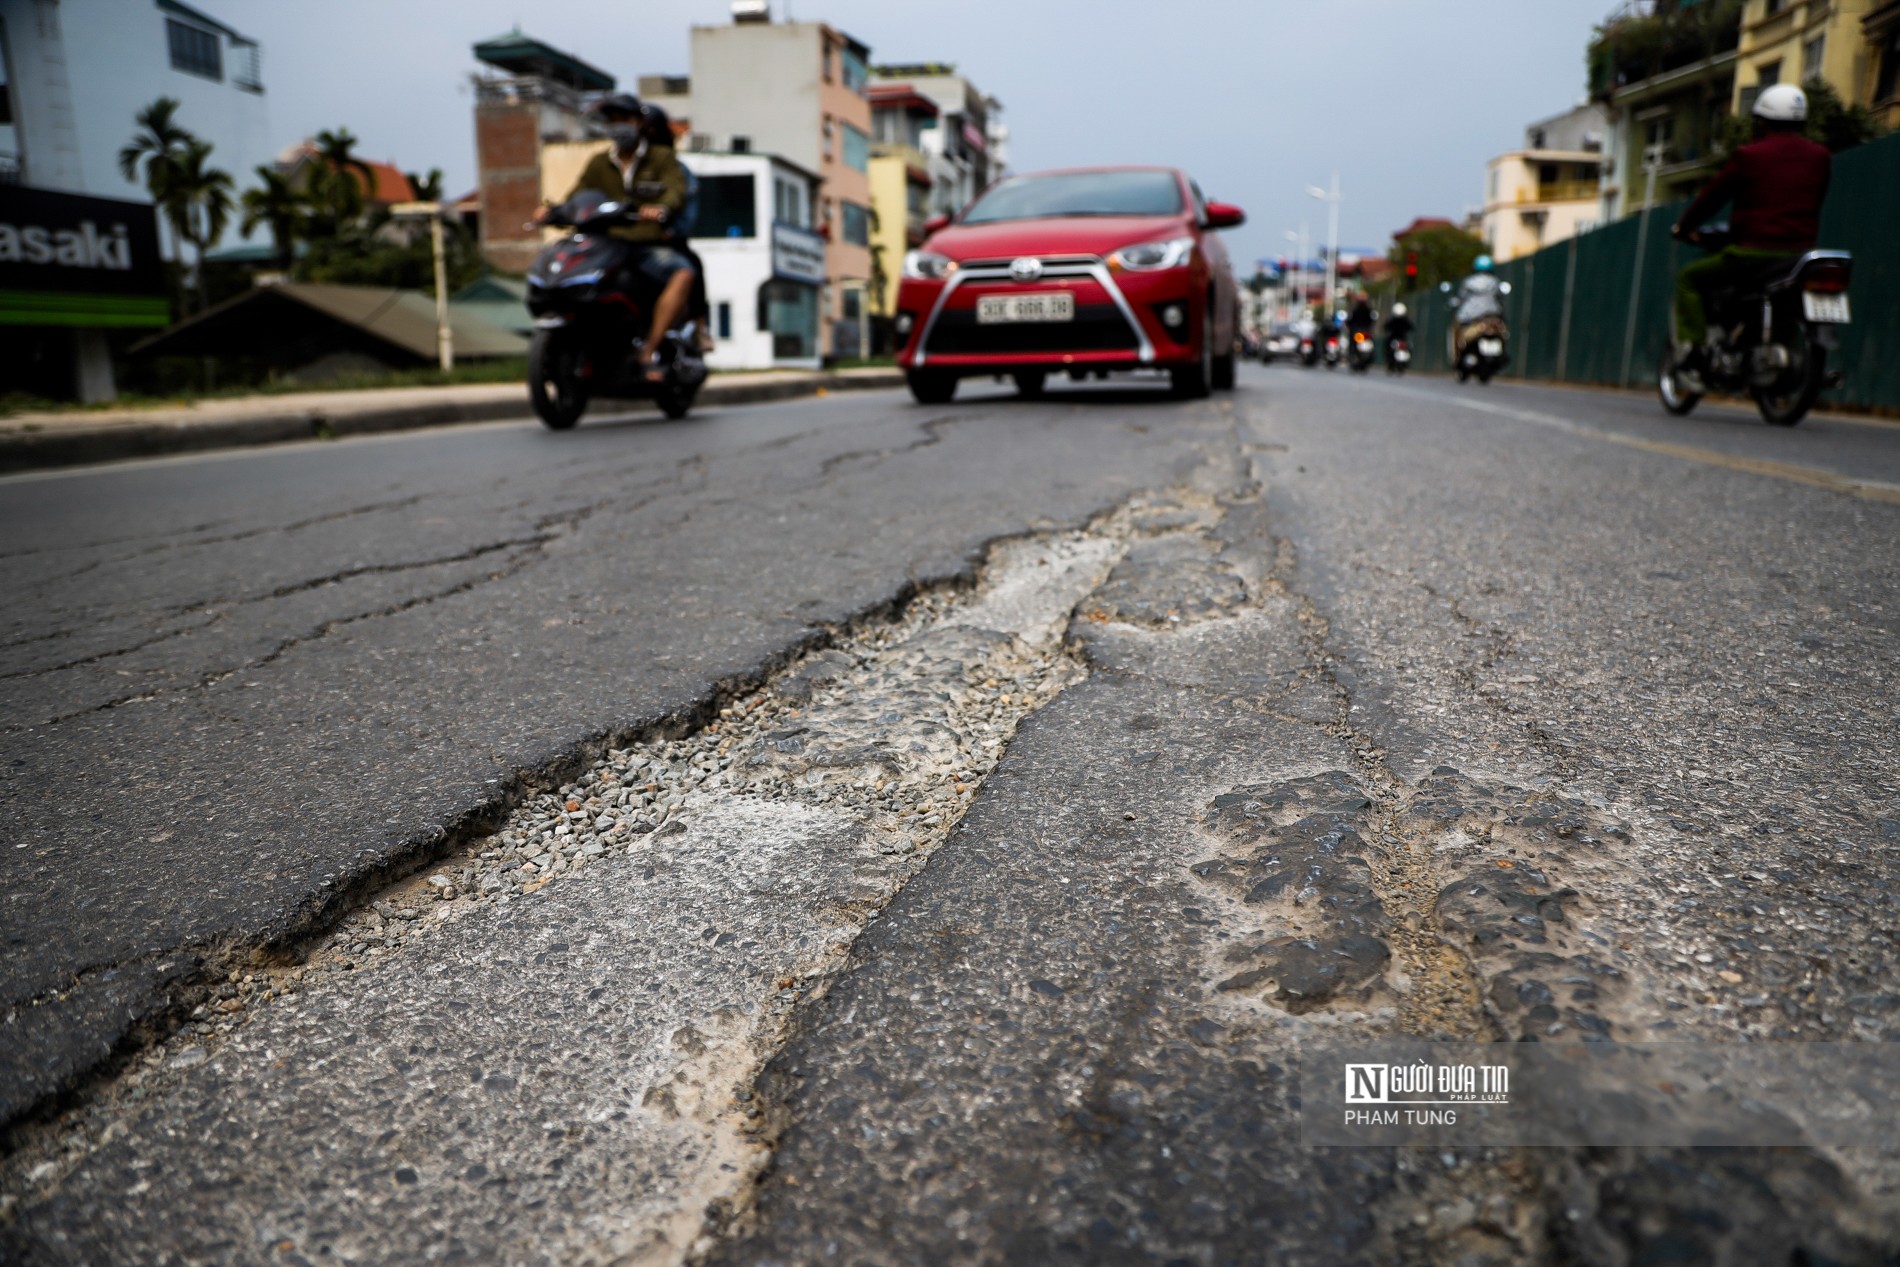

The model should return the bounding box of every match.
[894,166,1246,404]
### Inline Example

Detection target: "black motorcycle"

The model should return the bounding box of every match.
[525,192,707,429]
[1346,328,1376,374]
[1385,335,1413,376]
[1298,333,1321,368]
[1659,227,1852,427]
[1322,330,1343,370]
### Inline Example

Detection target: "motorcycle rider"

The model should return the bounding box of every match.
[1346,294,1377,339]
[1383,302,1414,369]
[637,103,718,354]
[1669,83,1832,393]
[1451,256,1505,361]
[535,94,694,383]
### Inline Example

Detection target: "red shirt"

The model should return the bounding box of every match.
[1678,131,1832,252]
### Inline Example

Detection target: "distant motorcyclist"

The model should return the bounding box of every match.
[535,94,694,383]
[1450,256,1505,360]
[1669,83,1831,392]
[1383,302,1414,343]
[1346,295,1377,337]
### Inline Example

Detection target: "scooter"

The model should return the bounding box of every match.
[1322,331,1343,370]
[1452,316,1510,384]
[1658,227,1853,427]
[1346,329,1376,374]
[525,191,708,429]
[1298,334,1321,368]
[1385,336,1413,376]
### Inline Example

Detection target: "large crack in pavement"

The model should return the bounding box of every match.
[0,501,1148,1263]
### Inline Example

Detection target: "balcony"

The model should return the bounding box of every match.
[1535,179,1602,203]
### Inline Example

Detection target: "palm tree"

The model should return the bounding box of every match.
[118,97,192,190]
[240,167,308,270]
[407,168,445,203]
[157,138,234,312]
[308,127,376,232]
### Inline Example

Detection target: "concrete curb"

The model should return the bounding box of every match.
[0,370,906,474]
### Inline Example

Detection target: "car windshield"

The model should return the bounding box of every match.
[960,170,1184,224]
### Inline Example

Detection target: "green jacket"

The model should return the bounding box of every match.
[562,144,687,244]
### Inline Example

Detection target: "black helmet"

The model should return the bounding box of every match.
[589,93,643,121]
[640,103,673,135]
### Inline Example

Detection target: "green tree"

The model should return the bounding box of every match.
[240,167,308,270]
[156,138,234,313]
[406,168,445,203]
[1720,77,1888,154]
[306,128,376,235]
[118,97,193,191]
[1389,224,1486,296]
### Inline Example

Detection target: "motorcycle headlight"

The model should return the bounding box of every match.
[903,251,957,281]
[1110,236,1196,272]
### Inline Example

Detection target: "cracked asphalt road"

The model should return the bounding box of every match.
[4,365,1899,1264]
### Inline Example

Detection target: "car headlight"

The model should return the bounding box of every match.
[903,250,957,280]
[1110,236,1196,271]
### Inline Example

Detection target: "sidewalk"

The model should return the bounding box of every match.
[0,368,905,474]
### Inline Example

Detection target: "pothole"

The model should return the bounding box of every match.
[0,502,1163,1264]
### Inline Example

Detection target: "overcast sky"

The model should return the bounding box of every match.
[215,0,1616,268]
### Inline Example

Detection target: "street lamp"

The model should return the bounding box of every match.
[390,200,454,372]
[1307,174,1341,312]
[1283,225,1308,321]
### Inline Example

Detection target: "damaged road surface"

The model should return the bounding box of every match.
[6,365,1900,1264]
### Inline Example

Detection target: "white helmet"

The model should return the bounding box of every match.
[1754,84,1808,122]
[1392,303,1407,317]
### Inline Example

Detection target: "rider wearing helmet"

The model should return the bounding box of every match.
[1670,84,1832,387]
[537,93,695,382]
[1451,255,1505,360]
[1383,302,1414,342]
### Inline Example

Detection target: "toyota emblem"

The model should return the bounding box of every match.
[1009,257,1043,282]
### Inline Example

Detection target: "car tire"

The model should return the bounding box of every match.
[1014,371,1046,398]
[1211,350,1236,391]
[907,370,957,405]
[1172,308,1214,399]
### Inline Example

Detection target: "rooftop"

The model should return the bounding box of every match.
[473,29,616,92]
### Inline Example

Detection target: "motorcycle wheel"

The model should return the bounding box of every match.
[528,329,589,431]
[907,369,958,405]
[1753,345,1824,427]
[1014,370,1046,398]
[1657,341,1702,417]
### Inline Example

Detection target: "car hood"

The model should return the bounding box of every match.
[927,215,1188,262]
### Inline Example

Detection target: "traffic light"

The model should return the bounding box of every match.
[1405,250,1420,282]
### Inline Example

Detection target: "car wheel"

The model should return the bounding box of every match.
[1172,304,1214,399]
[1014,371,1046,398]
[907,370,957,405]
[1211,349,1236,391]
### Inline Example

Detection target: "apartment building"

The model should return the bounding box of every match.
[1480,103,1609,261]
[1730,0,1879,114]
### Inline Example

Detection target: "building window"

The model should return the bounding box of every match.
[1879,27,1900,103]
[229,39,261,93]
[841,200,870,246]
[717,301,732,340]
[822,118,834,162]
[774,177,807,227]
[1802,35,1825,83]
[1757,60,1781,88]
[841,48,870,95]
[759,280,819,359]
[694,174,757,239]
[730,135,751,154]
[167,18,222,82]
[1763,0,1784,13]
[841,123,869,173]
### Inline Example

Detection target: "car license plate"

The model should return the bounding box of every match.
[976,292,1075,324]
[1479,338,1504,356]
[1802,292,1851,324]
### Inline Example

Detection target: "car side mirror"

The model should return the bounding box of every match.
[923,214,951,236]
[1204,202,1246,230]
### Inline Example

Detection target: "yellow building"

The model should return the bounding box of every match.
[1730,0,1879,114]
[866,148,929,318]
[1863,1,1900,126]
[1479,103,1607,262]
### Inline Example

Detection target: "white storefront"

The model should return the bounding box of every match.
[681,151,825,371]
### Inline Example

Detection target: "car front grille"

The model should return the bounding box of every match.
[923,303,1139,355]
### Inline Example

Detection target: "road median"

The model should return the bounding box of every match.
[0,368,904,474]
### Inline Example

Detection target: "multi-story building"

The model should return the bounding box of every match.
[471,29,615,274]
[1867,1,1900,126]
[1592,0,1742,218]
[864,82,937,322]
[670,9,876,359]
[1729,0,1879,115]
[0,0,272,399]
[1480,102,1609,261]
[868,64,1005,221]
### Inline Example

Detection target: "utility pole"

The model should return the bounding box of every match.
[1617,144,1662,388]
[1308,173,1341,313]
[393,201,455,372]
